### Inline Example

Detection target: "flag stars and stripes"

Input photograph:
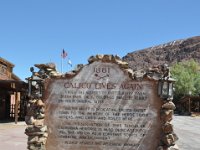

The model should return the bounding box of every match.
[61,49,67,59]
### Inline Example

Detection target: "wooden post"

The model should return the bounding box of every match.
[14,92,17,124]
[188,97,191,114]
[15,92,20,124]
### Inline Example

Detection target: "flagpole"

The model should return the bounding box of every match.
[61,57,63,74]
[61,49,67,74]
[61,50,63,74]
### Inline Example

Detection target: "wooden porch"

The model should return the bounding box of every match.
[0,80,27,123]
[178,96,200,115]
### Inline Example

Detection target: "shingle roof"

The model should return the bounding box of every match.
[0,57,15,67]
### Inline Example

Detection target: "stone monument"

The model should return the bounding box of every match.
[25,55,178,150]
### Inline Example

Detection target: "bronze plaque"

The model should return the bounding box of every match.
[45,62,162,150]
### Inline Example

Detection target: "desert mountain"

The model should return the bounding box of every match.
[123,36,200,71]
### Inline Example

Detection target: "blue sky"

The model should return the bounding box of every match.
[0,0,200,80]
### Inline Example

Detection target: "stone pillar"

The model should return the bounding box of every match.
[159,99,179,150]
[25,98,47,150]
[25,63,60,150]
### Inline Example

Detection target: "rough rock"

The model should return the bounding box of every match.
[162,122,173,134]
[162,102,176,110]
[161,110,174,122]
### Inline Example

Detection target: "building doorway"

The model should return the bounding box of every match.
[0,91,11,120]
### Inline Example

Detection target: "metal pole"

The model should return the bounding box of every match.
[61,57,63,74]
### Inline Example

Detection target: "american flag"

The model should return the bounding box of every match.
[61,49,67,58]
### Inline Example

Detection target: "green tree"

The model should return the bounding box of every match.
[171,59,200,99]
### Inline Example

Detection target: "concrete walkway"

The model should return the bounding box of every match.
[172,115,200,150]
[0,121,27,150]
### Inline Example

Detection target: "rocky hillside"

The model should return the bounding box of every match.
[123,36,200,71]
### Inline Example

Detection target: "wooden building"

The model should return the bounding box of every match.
[178,96,200,115]
[0,57,27,122]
